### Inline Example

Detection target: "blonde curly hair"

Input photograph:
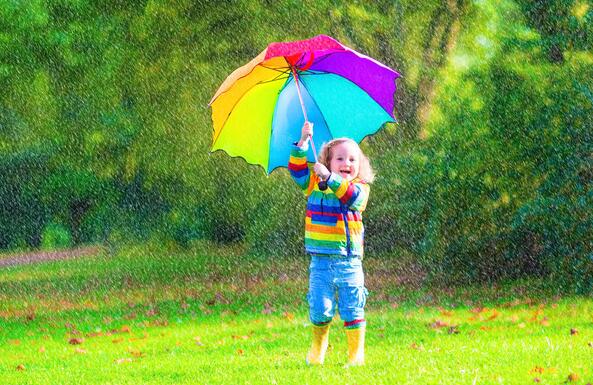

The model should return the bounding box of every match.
[318,138,375,183]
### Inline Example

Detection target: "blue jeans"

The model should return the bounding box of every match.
[307,255,368,328]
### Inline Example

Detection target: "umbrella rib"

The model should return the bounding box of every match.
[258,70,291,84]
[298,77,333,142]
[259,64,291,74]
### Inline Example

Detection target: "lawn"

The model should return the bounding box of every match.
[0,244,592,384]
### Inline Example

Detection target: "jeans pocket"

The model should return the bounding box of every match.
[357,286,369,308]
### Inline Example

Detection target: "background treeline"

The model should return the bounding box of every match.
[1,0,592,291]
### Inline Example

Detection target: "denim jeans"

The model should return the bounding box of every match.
[307,255,368,327]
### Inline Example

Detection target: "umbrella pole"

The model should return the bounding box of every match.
[291,66,318,162]
[291,66,327,190]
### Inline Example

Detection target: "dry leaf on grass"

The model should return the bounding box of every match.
[115,358,133,364]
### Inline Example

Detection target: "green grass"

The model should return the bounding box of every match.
[1,244,592,384]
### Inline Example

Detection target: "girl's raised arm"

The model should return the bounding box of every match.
[288,144,314,194]
[288,122,317,195]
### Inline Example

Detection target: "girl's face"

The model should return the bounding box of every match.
[329,142,360,182]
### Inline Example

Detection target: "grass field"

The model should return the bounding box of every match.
[1,244,592,384]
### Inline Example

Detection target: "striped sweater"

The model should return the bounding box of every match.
[288,144,370,257]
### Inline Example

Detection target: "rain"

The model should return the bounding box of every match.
[0,0,592,384]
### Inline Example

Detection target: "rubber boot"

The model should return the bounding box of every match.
[306,324,330,365]
[345,325,365,366]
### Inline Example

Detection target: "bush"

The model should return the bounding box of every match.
[41,222,73,250]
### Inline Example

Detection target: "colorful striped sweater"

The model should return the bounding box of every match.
[288,144,370,257]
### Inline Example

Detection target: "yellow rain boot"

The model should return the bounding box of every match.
[306,324,330,365]
[345,325,365,366]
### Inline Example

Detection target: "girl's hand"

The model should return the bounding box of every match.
[300,121,313,142]
[314,162,331,181]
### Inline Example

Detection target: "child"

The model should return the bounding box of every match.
[288,121,374,366]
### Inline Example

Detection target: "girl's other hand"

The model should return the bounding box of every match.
[314,162,331,181]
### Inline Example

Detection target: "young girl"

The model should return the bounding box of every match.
[288,121,374,366]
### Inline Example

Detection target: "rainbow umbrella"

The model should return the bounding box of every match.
[209,34,399,173]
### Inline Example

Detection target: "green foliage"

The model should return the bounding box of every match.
[40,221,72,249]
[383,0,593,290]
[1,0,591,291]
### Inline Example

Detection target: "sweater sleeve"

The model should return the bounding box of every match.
[288,143,317,196]
[325,173,370,212]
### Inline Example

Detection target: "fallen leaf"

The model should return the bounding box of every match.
[410,342,423,350]
[128,348,144,358]
[124,312,137,320]
[112,338,124,344]
[529,309,543,322]
[570,328,578,335]
[439,308,453,317]
[533,377,541,382]
[262,303,274,315]
[567,373,579,382]
[429,320,449,329]
[540,317,550,327]
[283,312,295,321]
[237,349,244,355]
[69,338,84,345]
[115,358,133,364]
[530,366,545,374]
[232,335,249,340]
[75,348,87,354]
[120,325,131,333]
[487,309,501,321]
[16,364,25,371]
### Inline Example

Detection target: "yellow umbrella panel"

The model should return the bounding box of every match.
[210,56,290,171]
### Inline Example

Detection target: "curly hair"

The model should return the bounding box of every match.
[317,138,375,183]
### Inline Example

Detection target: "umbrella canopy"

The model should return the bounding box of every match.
[209,34,400,173]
